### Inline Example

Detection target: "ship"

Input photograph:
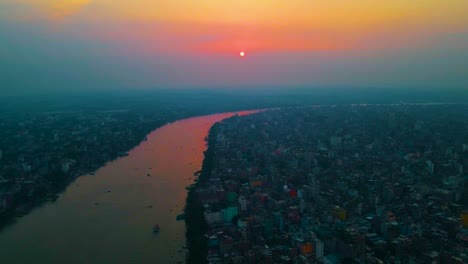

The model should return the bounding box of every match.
[185,184,196,190]
[176,214,185,221]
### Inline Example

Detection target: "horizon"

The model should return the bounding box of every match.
[1,1,467,96]
[1,87,468,114]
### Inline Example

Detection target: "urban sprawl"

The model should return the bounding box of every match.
[191,105,468,264]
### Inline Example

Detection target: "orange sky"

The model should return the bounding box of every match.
[9,0,468,54]
[1,0,466,92]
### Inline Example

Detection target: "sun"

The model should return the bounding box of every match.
[240,51,245,57]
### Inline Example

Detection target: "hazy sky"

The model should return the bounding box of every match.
[1,1,467,95]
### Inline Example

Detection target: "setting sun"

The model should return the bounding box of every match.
[240,51,245,57]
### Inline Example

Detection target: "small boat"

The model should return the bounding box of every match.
[45,194,60,202]
[153,224,160,233]
[185,184,196,190]
[176,214,185,221]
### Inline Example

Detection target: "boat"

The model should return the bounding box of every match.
[185,184,196,190]
[153,224,160,233]
[176,214,185,221]
[118,152,129,157]
[45,194,60,202]
[15,206,30,217]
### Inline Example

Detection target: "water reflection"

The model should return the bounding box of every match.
[0,111,258,263]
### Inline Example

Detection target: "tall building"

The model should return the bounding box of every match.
[314,239,325,259]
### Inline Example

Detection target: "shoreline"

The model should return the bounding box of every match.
[184,123,219,264]
[0,109,265,234]
[184,110,266,263]
[0,141,144,232]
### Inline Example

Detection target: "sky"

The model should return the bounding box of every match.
[0,1,467,95]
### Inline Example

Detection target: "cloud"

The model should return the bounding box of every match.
[16,0,91,20]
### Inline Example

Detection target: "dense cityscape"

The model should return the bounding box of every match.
[187,104,468,264]
[1,1,467,263]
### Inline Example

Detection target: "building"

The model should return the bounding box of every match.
[314,239,325,259]
[222,206,238,224]
[205,211,222,225]
[238,196,248,211]
[300,242,313,255]
[332,206,347,221]
[462,211,468,228]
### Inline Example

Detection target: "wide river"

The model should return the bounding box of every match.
[0,111,258,264]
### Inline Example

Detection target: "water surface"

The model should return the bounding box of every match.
[0,111,257,263]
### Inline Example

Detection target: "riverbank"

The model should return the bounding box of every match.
[0,107,262,232]
[0,111,263,263]
[0,117,163,232]
[184,123,219,264]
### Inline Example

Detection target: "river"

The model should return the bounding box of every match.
[0,111,258,264]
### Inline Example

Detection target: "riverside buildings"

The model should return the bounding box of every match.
[194,104,468,263]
